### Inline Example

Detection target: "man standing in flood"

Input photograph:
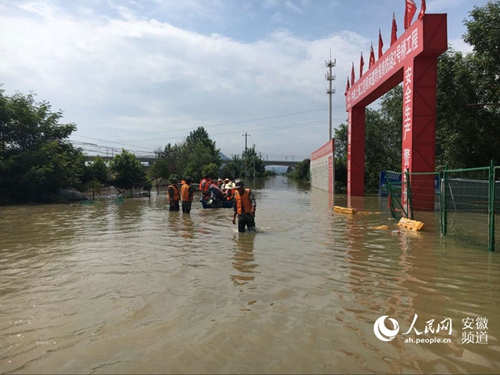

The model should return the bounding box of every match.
[232,180,256,233]
[181,176,195,214]
[167,177,180,211]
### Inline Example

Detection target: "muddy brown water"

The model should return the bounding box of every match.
[1,176,499,374]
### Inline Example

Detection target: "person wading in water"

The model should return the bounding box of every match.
[232,180,256,233]
[167,177,180,212]
[181,176,195,214]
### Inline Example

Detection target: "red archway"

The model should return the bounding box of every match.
[345,14,447,210]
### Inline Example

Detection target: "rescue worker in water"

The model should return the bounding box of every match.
[181,176,195,214]
[232,180,256,233]
[167,177,180,211]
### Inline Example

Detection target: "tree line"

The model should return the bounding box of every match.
[148,128,270,186]
[0,90,270,204]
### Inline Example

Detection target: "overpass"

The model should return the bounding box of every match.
[84,155,300,168]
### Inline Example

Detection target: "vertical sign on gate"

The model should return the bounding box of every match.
[402,65,413,210]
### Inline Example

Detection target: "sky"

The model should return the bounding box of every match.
[0,0,490,161]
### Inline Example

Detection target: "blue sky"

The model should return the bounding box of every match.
[0,0,489,161]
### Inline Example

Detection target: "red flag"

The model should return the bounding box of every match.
[369,44,375,69]
[405,0,417,30]
[345,77,350,95]
[378,28,384,58]
[351,63,355,86]
[391,13,398,45]
[359,53,364,78]
[418,0,426,19]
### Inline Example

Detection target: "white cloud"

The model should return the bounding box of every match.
[449,37,473,54]
[0,0,409,159]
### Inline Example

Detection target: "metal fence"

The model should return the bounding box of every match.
[386,161,498,251]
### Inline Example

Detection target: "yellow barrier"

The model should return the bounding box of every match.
[333,206,357,214]
[368,225,389,230]
[397,218,425,231]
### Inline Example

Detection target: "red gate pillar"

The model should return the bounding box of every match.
[348,106,365,196]
[402,57,438,211]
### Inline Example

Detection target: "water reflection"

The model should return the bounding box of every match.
[180,214,194,240]
[166,209,181,233]
[230,233,258,286]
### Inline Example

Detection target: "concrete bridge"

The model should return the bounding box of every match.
[84,155,300,168]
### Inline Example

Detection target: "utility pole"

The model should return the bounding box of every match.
[242,132,249,152]
[242,133,250,177]
[325,51,336,140]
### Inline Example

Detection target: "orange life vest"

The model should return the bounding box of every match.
[234,188,253,215]
[168,184,180,201]
[198,178,206,191]
[181,183,192,201]
[199,178,211,193]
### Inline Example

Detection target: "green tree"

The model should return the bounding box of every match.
[186,127,220,163]
[159,143,187,178]
[333,86,402,193]
[110,149,147,194]
[221,155,243,180]
[84,156,109,183]
[288,158,310,181]
[201,163,220,179]
[184,143,215,181]
[242,146,266,178]
[433,1,500,168]
[0,89,85,203]
[83,156,110,199]
[334,124,348,191]
[148,158,170,181]
[464,1,500,106]
[364,86,402,191]
[435,50,489,168]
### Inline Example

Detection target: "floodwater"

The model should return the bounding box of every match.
[0,176,499,374]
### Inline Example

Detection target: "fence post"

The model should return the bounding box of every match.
[442,165,448,235]
[488,159,495,252]
[386,173,395,219]
[406,169,414,220]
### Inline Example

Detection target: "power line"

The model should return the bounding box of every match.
[71,106,347,148]
[70,135,156,151]
[110,107,334,140]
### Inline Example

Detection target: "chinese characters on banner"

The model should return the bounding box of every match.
[347,28,420,106]
[402,65,413,209]
[347,111,352,196]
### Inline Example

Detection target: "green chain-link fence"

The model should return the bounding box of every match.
[385,161,498,251]
[441,165,491,247]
